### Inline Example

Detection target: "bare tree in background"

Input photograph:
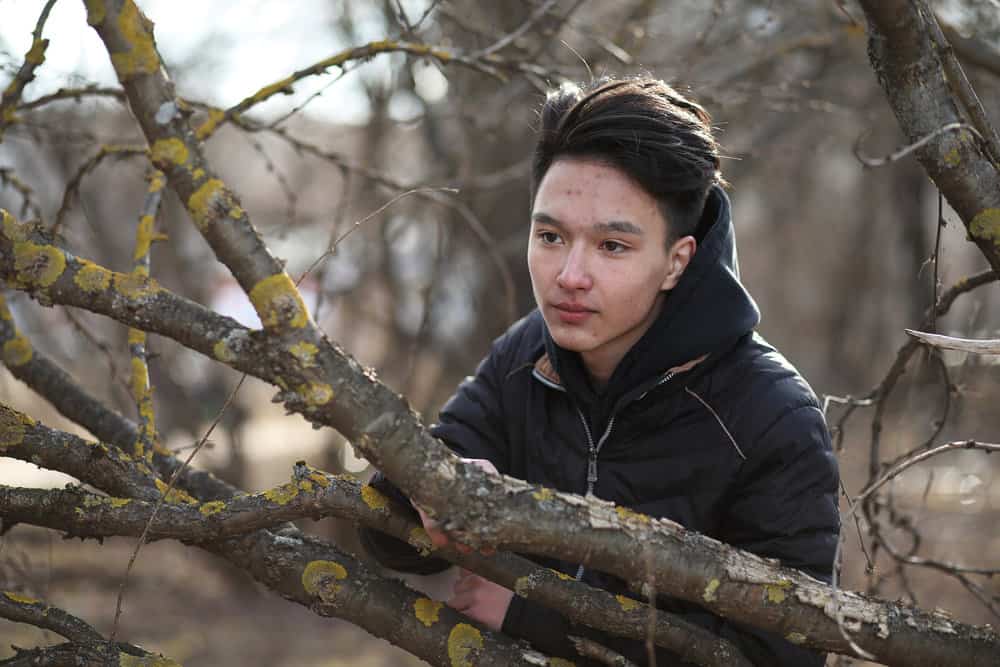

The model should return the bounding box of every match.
[0,1,998,665]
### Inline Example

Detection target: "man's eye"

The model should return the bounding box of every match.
[601,240,627,253]
[538,231,561,244]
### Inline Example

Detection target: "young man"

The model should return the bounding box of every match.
[360,77,840,666]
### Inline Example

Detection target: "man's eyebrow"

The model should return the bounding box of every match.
[595,220,644,236]
[532,213,644,236]
[531,212,564,228]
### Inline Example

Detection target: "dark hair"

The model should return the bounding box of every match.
[531,77,723,242]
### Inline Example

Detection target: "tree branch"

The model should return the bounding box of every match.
[0,590,180,666]
[859,0,1000,274]
[0,0,57,140]
[904,329,1000,354]
[0,457,751,667]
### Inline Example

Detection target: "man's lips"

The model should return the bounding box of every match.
[552,302,596,324]
[553,302,595,313]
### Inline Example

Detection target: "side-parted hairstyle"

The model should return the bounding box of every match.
[531,77,723,242]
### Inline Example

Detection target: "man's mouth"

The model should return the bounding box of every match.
[552,302,596,324]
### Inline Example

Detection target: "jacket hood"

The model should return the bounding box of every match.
[543,185,760,414]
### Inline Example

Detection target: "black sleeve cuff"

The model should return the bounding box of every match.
[356,472,451,575]
[501,595,578,660]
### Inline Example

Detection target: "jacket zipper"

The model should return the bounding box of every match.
[572,370,676,581]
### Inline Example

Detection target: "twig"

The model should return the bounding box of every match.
[108,373,247,643]
[471,0,560,58]
[295,186,457,287]
[0,0,59,138]
[855,440,1000,508]
[853,122,983,167]
[904,329,1000,354]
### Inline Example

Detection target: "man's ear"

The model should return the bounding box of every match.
[660,235,696,291]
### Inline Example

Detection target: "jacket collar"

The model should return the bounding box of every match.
[532,352,708,392]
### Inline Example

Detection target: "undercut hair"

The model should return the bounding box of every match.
[531,77,723,243]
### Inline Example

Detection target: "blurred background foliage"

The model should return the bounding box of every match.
[0,1,997,664]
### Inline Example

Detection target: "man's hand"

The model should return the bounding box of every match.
[448,568,514,631]
[413,457,498,555]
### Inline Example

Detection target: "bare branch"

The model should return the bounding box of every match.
[905,328,1000,354]
[0,0,58,140]
[854,440,1000,507]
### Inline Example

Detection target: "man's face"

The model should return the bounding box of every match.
[528,159,692,382]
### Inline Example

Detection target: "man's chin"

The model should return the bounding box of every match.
[545,322,596,353]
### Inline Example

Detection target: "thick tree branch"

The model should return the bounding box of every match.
[859,0,1000,274]
[0,458,750,667]
[0,591,179,666]
[0,590,103,643]
[0,403,175,503]
[0,404,552,666]
[0,642,178,667]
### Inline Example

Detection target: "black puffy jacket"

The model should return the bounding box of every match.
[360,187,840,666]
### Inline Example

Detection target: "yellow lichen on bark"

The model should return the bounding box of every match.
[447,623,484,667]
[549,569,574,582]
[251,77,296,104]
[532,487,553,501]
[134,214,156,261]
[84,0,106,26]
[296,381,334,406]
[409,526,433,553]
[25,39,47,66]
[360,484,389,512]
[130,356,150,400]
[3,333,33,366]
[13,242,66,288]
[195,108,225,140]
[0,406,32,450]
[3,591,40,605]
[150,138,189,169]
[148,171,166,192]
[786,632,807,645]
[615,506,650,523]
[213,340,235,363]
[73,260,112,292]
[615,594,641,611]
[262,482,301,506]
[249,273,309,330]
[301,559,347,597]
[288,340,318,366]
[414,597,443,627]
[765,581,791,604]
[154,478,197,505]
[186,178,229,230]
[703,578,720,603]
[970,208,1000,248]
[114,272,159,299]
[199,500,226,516]
[110,1,159,78]
[1,210,26,242]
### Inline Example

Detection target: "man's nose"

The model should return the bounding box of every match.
[556,246,592,290]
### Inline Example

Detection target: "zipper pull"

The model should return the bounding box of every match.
[587,456,598,485]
